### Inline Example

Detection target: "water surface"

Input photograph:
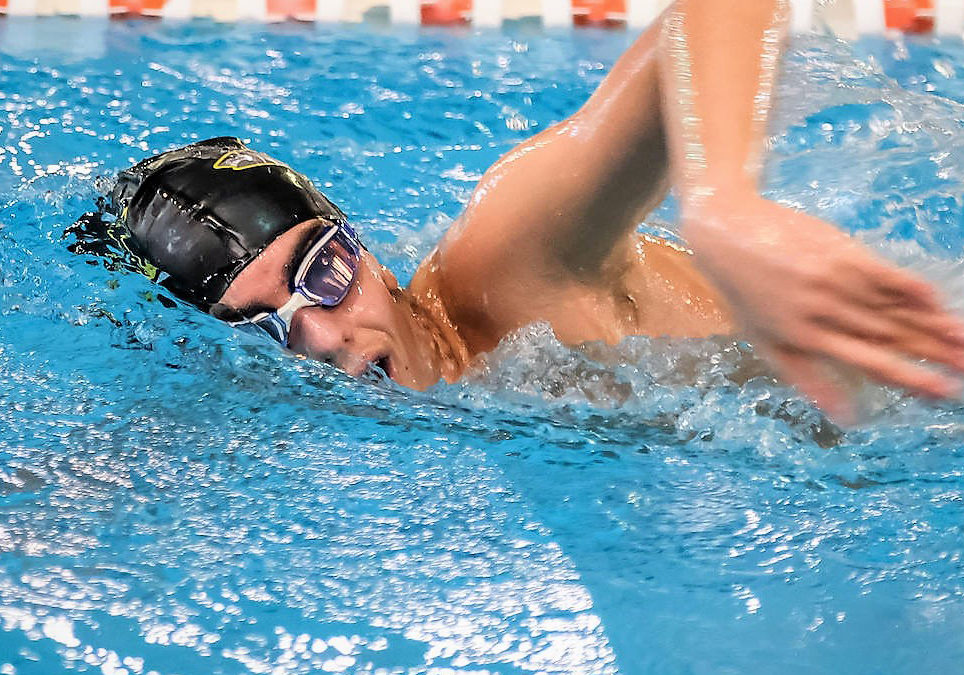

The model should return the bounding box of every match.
[1,19,964,674]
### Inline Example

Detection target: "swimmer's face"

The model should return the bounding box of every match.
[216,219,441,389]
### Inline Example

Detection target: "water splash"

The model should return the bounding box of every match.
[2,19,964,675]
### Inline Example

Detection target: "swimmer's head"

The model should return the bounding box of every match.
[110,136,348,311]
[107,137,459,388]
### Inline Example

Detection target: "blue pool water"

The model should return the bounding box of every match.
[2,18,964,674]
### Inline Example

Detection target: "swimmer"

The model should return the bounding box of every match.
[97,0,964,423]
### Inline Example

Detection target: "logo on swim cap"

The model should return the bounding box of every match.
[212,149,286,171]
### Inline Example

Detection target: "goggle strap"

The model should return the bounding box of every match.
[275,291,313,326]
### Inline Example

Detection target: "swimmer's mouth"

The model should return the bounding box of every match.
[372,355,394,380]
[348,352,395,382]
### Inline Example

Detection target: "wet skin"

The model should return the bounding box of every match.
[219,0,964,415]
[216,9,736,389]
[218,218,731,390]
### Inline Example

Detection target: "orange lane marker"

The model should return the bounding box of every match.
[267,0,315,20]
[109,0,167,16]
[421,0,472,24]
[573,0,626,26]
[0,0,7,14]
[885,0,934,33]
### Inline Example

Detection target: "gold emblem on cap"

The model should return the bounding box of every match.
[212,150,285,171]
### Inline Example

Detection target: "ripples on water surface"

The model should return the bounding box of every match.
[1,18,964,674]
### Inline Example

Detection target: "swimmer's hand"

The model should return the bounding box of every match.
[683,193,964,423]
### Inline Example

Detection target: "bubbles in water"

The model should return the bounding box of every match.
[2,20,964,675]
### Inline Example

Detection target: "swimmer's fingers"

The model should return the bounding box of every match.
[810,331,961,400]
[834,256,946,313]
[805,298,964,373]
[868,262,943,310]
[882,306,964,369]
[896,302,964,341]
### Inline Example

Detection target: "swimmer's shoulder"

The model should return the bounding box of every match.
[410,219,538,354]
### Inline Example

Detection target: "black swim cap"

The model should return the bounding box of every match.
[110,137,349,311]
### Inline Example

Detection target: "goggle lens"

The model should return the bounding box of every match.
[297,227,360,307]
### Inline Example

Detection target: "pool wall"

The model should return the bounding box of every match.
[0,0,956,37]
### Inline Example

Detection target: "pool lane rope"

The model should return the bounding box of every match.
[2,0,963,36]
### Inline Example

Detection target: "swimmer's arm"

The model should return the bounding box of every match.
[658,0,789,199]
[661,0,964,421]
[438,14,672,286]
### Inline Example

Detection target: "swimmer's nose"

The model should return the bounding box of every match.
[286,305,353,363]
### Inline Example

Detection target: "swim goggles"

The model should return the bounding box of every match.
[228,222,361,346]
